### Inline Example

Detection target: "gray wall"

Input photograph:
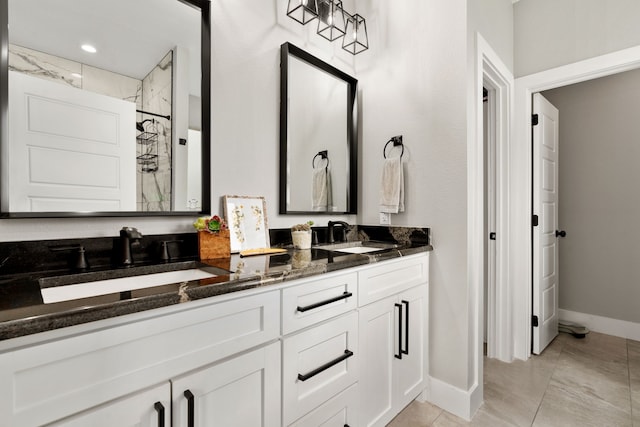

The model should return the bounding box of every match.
[468,0,514,73]
[514,0,640,77]
[543,69,640,324]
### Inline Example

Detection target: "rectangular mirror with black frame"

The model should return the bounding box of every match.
[279,42,357,215]
[0,0,211,218]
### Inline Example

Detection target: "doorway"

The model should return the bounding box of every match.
[513,45,640,360]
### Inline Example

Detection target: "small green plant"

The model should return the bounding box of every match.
[193,215,228,233]
[291,220,314,232]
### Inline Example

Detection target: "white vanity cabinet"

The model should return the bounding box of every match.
[0,251,430,427]
[0,289,280,427]
[358,255,429,427]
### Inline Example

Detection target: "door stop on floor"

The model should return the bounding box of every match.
[558,320,589,339]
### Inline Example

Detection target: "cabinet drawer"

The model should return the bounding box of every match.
[282,311,358,426]
[288,382,358,427]
[0,290,280,427]
[358,254,428,306]
[282,271,357,335]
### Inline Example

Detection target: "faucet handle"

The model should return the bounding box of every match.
[49,245,89,270]
[159,240,183,262]
[121,227,142,239]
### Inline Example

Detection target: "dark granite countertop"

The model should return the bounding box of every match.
[0,229,431,342]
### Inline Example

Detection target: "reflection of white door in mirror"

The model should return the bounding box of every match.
[7,71,136,212]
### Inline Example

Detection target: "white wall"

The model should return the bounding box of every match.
[210,0,357,228]
[543,70,640,324]
[357,0,471,392]
[514,0,640,77]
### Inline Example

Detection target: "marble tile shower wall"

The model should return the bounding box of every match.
[9,44,142,106]
[8,44,173,212]
[139,51,173,212]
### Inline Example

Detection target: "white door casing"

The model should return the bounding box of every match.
[7,71,135,212]
[532,93,559,354]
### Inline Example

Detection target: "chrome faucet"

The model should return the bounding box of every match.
[327,221,351,244]
[119,227,142,266]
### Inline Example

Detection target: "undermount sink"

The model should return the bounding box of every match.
[315,240,398,254]
[333,246,391,254]
[40,267,217,304]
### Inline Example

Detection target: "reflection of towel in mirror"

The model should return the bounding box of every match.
[312,167,333,211]
[379,156,404,213]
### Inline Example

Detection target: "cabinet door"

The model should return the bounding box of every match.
[358,295,397,427]
[172,342,281,427]
[48,382,170,427]
[395,284,428,410]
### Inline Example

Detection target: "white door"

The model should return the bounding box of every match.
[8,71,136,212]
[532,93,560,354]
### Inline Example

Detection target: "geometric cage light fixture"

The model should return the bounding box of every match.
[286,0,368,55]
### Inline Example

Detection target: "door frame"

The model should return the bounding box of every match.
[467,33,513,417]
[480,48,512,364]
[512,45,640,360]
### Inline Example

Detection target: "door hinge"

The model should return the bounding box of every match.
[532,215,539,227]
[532,114,539,126]
[532,315,539,327]
[489,232,496,240]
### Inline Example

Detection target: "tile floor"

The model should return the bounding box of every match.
[388,332,640,426]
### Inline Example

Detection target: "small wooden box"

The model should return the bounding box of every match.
[198,230,231,260]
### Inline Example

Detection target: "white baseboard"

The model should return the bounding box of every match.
[559,309,640,341]
[424,376,481,421]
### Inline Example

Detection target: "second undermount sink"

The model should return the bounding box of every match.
[315,240,399,254]
[40,266,218,304]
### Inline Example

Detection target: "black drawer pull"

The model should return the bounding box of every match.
[296,291,353,312]
[395,303,403,359]
[184,390,195,427]
[297,349,354,381]
[402,300,410,355]
[154,402,165,427]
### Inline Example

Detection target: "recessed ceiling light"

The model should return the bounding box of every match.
[81,44,97,53]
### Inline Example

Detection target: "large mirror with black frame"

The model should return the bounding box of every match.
[0,0,211,217]
[279,42,357,214]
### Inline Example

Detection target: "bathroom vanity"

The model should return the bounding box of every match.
[0,236,430,427]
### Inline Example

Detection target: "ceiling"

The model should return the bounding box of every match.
[8,0,201,93]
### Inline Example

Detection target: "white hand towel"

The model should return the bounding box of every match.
[312,167,333,211]
[379,156,404,213]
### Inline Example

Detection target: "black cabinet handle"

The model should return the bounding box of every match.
[154,402,165,427]
[556,230,566,238]
[184,390,195,427]
[395,303,403,359]
[296,291,353,312]
[297,349,354,381]
[402,300,410,355]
